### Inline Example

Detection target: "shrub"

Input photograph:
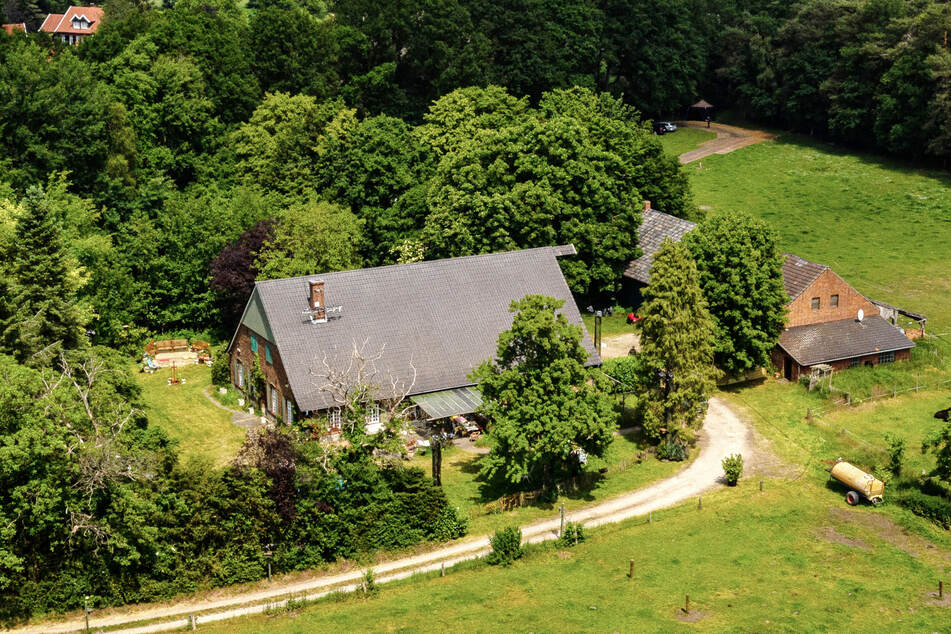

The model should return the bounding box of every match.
[362,569,377,594]
[722,453,743,486]
[556,521,585,548]
[657,434,688,461]
[431,505,469,541]
[894,490,951,529]
[210,344,231,386]
[884,433,906,477]
[486,526,523,566]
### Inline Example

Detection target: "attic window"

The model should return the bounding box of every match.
[250,333,258,353]
[811,297,820,310]
[830,294,839,308]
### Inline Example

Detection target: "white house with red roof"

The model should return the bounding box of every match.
[39,5,104,45]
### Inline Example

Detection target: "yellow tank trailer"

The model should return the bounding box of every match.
[829,459,884,506]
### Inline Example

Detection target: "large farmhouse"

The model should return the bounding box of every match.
[227,245,598,426]
[621,206,918,380]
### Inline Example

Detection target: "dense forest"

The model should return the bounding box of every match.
[1,0,950,620]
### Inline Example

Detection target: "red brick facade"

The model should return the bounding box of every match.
[771,346,911,382]
[786,269,878,328]
[229,324,296,422]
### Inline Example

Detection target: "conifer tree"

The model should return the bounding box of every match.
[1,186,86,365]
[638,239,717,454]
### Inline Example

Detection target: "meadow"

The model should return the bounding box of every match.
[207,479,951,633]
[688,135,951,330]
[658,126,716,157]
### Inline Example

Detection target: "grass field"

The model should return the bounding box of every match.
[659,126,717,157]
[209,479,951,633]
[411,430,685,536]
[136,363,246,466]
[689,134,951,330]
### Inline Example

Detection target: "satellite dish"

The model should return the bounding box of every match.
[857,309,864,322]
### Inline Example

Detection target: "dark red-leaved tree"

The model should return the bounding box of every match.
[233,427,298,523]
[210,219,275,329]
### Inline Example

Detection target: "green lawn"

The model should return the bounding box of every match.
[209,479,951,633]
[659,126,717,157]
[136,363,246,466]
[689,134,951,329]
[581,311,636,337]
[412,429,685,536]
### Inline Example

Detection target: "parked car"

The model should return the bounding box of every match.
[652,121,677,135]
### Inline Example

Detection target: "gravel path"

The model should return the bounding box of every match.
[677,121,775,164]
[18,397,754,634]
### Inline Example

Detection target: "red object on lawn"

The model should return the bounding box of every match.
[627,313,640,324]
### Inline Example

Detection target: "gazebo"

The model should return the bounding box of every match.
[687,99,715,121]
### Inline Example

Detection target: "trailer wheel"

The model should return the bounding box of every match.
[845,491,860,506]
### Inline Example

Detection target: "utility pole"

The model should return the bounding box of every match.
[594,310,602,352]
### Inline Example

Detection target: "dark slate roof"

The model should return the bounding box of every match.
[623,209,696,284]
[782,254,827,301]
[250,246,599,412]
[777,315,915,367]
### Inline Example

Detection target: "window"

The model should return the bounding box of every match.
[849,358,860,368]
[235,361,245,388]
[879,351,895,364]
[265,344,273,364]
[811,297,820,310]
[830,294,839,308]
[367,404,380,425]
[285,400,294,424]
[250,334,258,353]
[328,408,342,428]
[268,384,279,414]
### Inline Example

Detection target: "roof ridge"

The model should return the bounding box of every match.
[253,245,575,287]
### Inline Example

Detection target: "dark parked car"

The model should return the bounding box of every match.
[652,121,677,135]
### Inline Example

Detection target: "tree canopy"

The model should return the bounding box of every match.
[473,295,616,492]
[684,212,788,376]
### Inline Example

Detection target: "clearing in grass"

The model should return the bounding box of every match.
[136,363,246,466]
[658,126,717,158]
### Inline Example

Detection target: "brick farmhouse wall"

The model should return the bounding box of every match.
[771,346,911,382]
[229,324,296,421]
[786,269,878,328]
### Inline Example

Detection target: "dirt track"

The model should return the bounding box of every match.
[16,397,754,634]
[677,121,775,164]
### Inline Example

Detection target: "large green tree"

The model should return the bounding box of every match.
[474,295,616,492]
[421,86,688,299]
[1,186,88,365]
[684,212,787,376]
[255,199,364,280]
[638,239,717,449]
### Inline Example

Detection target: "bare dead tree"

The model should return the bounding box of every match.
[41,353,152,543]
[309,339,417,456]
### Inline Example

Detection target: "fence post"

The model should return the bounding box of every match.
[629,559,634,579]
[698,496,702,510]
[684,594,690,614]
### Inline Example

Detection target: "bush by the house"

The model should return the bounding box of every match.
[210,344,231,386]
[722,454,743,486]
[487,527,523,566]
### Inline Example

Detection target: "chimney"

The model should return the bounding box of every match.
[308,280,326,320]
[643,200,651,211]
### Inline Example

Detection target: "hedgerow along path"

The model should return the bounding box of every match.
[17,397,754,634]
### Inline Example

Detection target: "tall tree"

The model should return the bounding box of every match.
[474,295,615,492]
[1,186,87,365]
[684,212,787,376]
[638,239,717,451]
[255,199,364,280]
